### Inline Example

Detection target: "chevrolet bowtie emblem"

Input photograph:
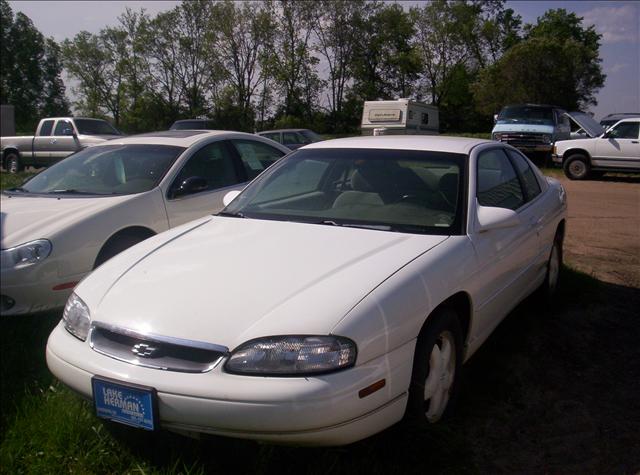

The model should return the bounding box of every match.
[131,343,159,358]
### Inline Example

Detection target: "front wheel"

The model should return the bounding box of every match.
[541,232,563,301]
[405,307,463,424]
[563,154,590,180]
[4,152,22,174]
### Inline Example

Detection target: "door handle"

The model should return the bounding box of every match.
[632,140,639,144]
[50,139,57,144]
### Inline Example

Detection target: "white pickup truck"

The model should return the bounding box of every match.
[1,117,122,173]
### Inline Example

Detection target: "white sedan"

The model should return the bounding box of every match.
[1,130,289,315]
[46,136,567,446]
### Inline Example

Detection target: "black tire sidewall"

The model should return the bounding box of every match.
[542,232,563,301]
[5,153,21,174]
[405,307,463,425]
[563,154,590,180]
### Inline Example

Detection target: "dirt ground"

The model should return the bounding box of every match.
[561,175,640,288]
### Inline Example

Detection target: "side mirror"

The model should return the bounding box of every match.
[171,176,208,198]
[493,114,498,122]
[223,190,241,206]
[476,204,520,233]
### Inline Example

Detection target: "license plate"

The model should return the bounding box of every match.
[92,377,157,431]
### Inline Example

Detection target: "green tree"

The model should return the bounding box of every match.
[351,2,421,101]
[0,0,69,132]
[473,8,605,114]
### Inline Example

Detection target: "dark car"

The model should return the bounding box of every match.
[599,113,640,129]
[256,128,323,149]
[170,119,217,131]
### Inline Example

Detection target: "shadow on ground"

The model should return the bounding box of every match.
[1,267,639,474]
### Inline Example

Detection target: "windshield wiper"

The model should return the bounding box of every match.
[48,189,106,195]
[317,220,392,231]
[7,187,28,192]
[217,211,245,218]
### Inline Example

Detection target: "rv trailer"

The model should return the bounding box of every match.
[361,99,439,136]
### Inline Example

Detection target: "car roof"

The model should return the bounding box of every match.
[95,130,270,147]
[302,135,491,154]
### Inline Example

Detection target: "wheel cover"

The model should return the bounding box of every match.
[548,242,560,292]
[8,157,17,174]
[569,160,586,178]
[424,330,456,422]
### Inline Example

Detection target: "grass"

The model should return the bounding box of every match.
[0,171,34,191]
[2,266,638,474]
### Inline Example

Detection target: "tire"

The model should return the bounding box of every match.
[405,307,463,424]
[541,231,563,301]
[563,154,590,180]
[94,230,152,269]
[5,152,22,174]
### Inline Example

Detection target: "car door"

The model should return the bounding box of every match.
[468,147,542,341]
[50,120,81,164]
[164,140,246,227]
[32,119,55,165]
[593,121,640,169]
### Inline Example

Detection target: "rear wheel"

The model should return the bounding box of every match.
[405,307,463,424]
[563,154,590,180]
[541,231,563,301]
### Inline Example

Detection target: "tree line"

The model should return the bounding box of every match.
[0,0,605,135]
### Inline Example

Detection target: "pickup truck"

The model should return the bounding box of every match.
[1,117,122,173]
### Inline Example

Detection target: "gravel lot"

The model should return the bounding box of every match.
[561,175,640,288]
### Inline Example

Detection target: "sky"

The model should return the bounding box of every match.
[7,0,640,121]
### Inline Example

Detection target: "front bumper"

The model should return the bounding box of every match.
[46,322,414,446]
[0,268,85,316]
[552,153,563,164]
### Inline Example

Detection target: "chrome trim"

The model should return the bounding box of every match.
[91,321,229,353]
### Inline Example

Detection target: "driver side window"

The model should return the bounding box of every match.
[53,120,74,136]
[477,149,525,211]
[171,142,239,197]
[608,122,640,139]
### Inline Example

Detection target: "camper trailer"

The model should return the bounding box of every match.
[361,99,439,136]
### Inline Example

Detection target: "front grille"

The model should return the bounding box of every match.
[89,322,228,373]
[498,133,546,146]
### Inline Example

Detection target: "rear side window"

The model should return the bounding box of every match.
[507,150,541,201]
[477,149,525,210]
[262,133,281,143]
[283,132,301,145]
[39,120,54,136]
[231,140,285,180]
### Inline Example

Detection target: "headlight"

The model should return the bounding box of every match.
[62,293,91,341]
[225,335,357,376]
[0,239,52,269]
[542,134,552,144]
[493,133,502,141]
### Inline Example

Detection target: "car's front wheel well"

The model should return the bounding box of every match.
[94,226,156,269]
[561,148,591,163]
[420,292,472,347]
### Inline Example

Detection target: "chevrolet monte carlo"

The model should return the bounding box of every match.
[46,136,567,446]
[1,130,289,315]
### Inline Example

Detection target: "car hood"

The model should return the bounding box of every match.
[564,112,604,138]
[0,193,136,248]
[84,217,448,350]
[492,123,555,134]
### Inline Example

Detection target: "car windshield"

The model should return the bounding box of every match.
[497,106,555,126]
[299,130,322,142]
[19,144,185,195]
[74,119,121,135]
[223,148,466,235]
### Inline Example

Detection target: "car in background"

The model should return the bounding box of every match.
[169,119,217,131]
[599,113,640,129]
[553,118,640,180]
[1,117,122,173]
[1,130,289,316]
[47,135,567,446]
[257,128,323,149]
